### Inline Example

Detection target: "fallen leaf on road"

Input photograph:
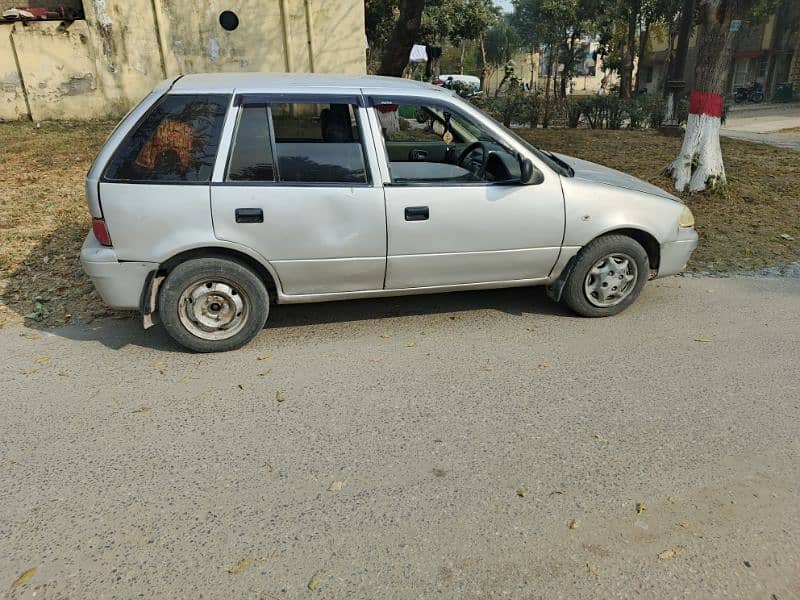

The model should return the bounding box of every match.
[228,558,251,574]
[34,355,50,365]
[779,233,794,241]
[380,334,393,339]
[328,479,347,492]
[308,572,322,591]
[449,315,461,320]
[677,522,689,528]
[538,363,548,369]
[152,362,166,370]
[265,462,274,472]
[257,354,271,361]
[593,433,609,443]
[658,545,685,560]
[19,332,42,340]
[636,502,646,514]
[58,371,70,377]
[258,370,271,377]
[586,562,598,576]
[11,567,36,588]
[568,519,579,529]
[275,391,286,402]
[516,488,527,498]
[132,405,151,413]
[667,496,676,504]
[433,438,443,443]
[406,341,417,347]
[694,337,713,343]
[20,369,38,375]
[179,375,193,384]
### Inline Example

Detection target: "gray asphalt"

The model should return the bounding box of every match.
[1,275,799,599]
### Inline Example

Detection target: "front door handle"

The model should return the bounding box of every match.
[410,149,428,161]
[235,208,263,223]
[405,206,429,221]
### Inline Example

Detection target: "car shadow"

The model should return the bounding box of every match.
[43,286,572,352]
[4,224,571,352]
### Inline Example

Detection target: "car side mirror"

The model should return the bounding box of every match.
[520,158,544,185]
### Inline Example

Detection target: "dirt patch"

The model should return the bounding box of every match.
[1,123,798,329]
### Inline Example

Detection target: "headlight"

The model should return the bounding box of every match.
[678,206,695,228]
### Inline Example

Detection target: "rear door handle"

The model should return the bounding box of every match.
[235,208,263,223]
[405,206,429,221]
[410,149,428,161]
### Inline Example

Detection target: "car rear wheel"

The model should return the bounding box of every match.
[159,257,269,352]
[561,235,650,317]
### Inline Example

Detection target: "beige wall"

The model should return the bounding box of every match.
[0,0,367,121]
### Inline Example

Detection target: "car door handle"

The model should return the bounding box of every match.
[405,206,429,221]
[410,149,428,161]
[235,208,263,223]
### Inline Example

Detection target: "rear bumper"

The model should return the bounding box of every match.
[80,233,157,310]
[657,229,699,278]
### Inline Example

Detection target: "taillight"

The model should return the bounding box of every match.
[92,217,112,246]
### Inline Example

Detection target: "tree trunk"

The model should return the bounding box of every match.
[668,0,752,192]
[620,3,640,98]
[377,0,426,77]
[459,40,466,74]
[664,0,697,121]
[529,46,536,90]
[479,31,489,91]
[634,20,650,93]
[543,50,554,128]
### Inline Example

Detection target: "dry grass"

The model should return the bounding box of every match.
[1,122,798,329]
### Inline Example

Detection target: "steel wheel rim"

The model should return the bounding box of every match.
[583,252,638,307]
[178,279,249,341]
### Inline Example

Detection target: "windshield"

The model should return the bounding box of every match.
[497,123,574,177]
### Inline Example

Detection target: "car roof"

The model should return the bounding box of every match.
[170,72,453,96]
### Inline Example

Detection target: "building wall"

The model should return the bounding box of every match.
[0,0,367,121]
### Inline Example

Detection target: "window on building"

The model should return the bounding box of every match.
[104,94,229,183]
[0,1,84,21]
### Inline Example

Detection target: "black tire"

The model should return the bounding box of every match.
[750,92,764,103]
[561,235,650,318]
[159,257,269,352]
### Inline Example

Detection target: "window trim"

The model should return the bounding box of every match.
[218,94,373,187]
[100,93,231,186]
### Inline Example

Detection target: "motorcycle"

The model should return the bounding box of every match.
[733,81,765,103]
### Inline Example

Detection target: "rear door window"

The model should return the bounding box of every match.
[104,94,229,183]
[270,102,368,184]
[226,104,275,182]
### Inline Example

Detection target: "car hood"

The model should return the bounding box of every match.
[552,152,680,202]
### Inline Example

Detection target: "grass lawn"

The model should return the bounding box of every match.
[1,122,798,328]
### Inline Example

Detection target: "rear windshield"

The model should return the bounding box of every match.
[103,94,229,183]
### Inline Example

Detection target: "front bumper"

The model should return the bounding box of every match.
[657,228,699,278]
[80,233,157,310]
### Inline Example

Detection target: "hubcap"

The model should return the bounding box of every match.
[178,280,249,340]
[583,253,638,308]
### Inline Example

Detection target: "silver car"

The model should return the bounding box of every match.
[81,73,698,352]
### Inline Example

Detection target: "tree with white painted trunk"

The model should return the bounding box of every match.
[667,0,754,193]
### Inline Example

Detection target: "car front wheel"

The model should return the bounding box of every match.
[159,257,269,352]
[561,235,650,317]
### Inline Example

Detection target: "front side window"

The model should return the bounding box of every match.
[372,100,520,185]
[104,94,229,183]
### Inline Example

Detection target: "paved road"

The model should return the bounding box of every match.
[722,102,800,150]
[1,275,799,599]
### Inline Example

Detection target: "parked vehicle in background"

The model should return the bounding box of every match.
[81,73,698,352]
[733,81,765,103]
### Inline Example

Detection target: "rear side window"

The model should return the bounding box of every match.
[225,100,368,185]
[104,94,229,183]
